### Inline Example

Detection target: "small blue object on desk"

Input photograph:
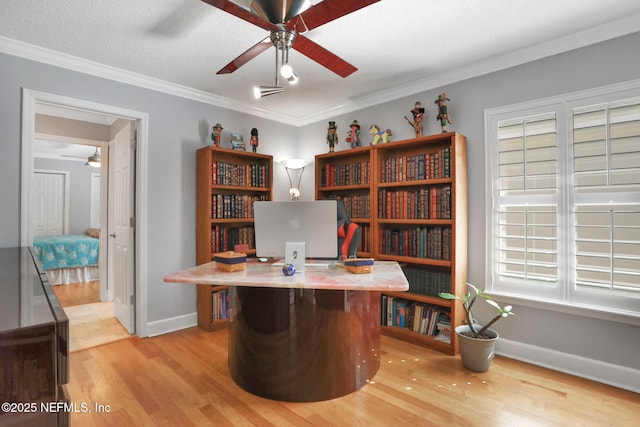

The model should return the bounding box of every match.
[282,263,296,276]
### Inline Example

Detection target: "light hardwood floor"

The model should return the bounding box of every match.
[67,326,639,427]
[53,280,101,307]
[53,281,132,352]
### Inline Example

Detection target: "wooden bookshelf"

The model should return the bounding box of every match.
[315,132,467,354]
[196,146,273,330]
[315,145,373,257]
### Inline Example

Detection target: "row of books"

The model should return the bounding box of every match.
[211,194,269,219]
[321,161,370,187]
[380,147,451,183]
[358,224,371,254]
[401,265,452,297]
[337,194,371,219]
[212,290,229,322]
[211,161,269,188]
[378,186,451,219]
[378,226,451,260]
[211,225,254,252]
[381,295,452,337]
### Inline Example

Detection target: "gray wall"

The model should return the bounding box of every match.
[1,30,639,388]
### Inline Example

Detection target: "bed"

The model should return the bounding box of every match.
[32,234,100,285]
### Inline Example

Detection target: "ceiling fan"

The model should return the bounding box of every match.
[61,147,101,167]
[202,0,380,78]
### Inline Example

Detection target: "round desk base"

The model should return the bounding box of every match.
[228,287,381,402]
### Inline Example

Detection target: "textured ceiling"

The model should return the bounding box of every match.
[2,0,640,125]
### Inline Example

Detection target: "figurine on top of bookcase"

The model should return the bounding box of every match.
[250,128,259,153]
[404,101,425,137]
[435,93,452,133]
[369,124,392,145]
[326,121,338,152]
[345,119,361,149]
[211,123,223,147]
[230,133,245,150]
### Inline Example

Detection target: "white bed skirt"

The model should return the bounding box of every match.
[46,265,100,285]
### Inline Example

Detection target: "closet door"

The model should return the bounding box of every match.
[33,171,68,236]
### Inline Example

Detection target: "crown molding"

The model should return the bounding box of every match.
[2,13,639,127]
[296,13,640,126]
[0,36,299,125]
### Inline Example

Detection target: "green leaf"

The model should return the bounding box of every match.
[466,283,479,294]
[485,299,501,310]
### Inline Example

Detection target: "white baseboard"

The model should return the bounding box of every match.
[497,338,640,394]
[144,312,197,337]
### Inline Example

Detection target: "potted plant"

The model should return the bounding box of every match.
[439,283,516,372]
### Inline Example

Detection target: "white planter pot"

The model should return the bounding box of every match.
[455,325,499,372]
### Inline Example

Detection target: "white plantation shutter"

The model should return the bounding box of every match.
[496,114,558,289]
[572,100,640,298]
[487,85,640,315]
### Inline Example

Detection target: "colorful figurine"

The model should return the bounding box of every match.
[326,121,338,152]
[211,123,223,147]
[345,120,361,149]
[404,101,425,137]
[250,128,259,153]
[435,93,452,133]
[369,124,392,145]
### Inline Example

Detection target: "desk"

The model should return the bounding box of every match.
[164,261,408,401]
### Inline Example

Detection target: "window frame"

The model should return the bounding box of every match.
[485,79,640,326]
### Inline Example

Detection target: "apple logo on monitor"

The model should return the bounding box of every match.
[289,216,301,230]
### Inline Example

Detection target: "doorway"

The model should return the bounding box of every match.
[20,89,149,340]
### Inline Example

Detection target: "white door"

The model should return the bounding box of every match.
[109,121,135,333]
[90,173,101,229]
[33,171,67,237]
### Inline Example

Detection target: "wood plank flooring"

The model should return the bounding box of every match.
[67,326,639,426]
[53,281,132,352]
[52,280,101,307]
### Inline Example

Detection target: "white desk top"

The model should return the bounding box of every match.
[164,260,409,291]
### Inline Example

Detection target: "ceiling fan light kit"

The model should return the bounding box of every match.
[254,85,285,99]
[87,147,101,168]
[208,0,380,98]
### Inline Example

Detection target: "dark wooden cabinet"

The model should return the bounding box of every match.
[0,248,69,426]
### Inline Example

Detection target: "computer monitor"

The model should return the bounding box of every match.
[254,200,338,271]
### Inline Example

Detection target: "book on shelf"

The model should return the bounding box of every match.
[211,226,255,253]
[321,160,370,187]
[331,194,370,219]
[377,226,452,259]
[380,148,451,183]
[401,265,452,297]
[377,186,451,220]
[212,289,229,322]
[381,295,451,337]
[211,194,269,219]
[211,161,269,188]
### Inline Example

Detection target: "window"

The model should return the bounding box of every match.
[486,81,640,318]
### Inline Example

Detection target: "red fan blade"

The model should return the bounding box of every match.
[200,0,274,31]
[290,0,380,32]
[293,34,357,78]
[217,37,272,74]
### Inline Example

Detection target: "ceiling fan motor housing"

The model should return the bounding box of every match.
[249,0,313,24]
[270,26,296,50]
